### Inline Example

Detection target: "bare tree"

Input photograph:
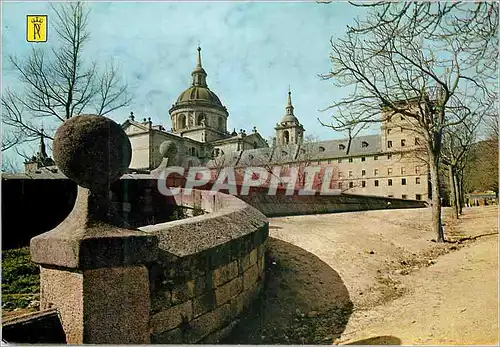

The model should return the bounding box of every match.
[319,2,496,242]
[2,1,131,153]
[442,112,483,219]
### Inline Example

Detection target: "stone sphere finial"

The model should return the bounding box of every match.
[52,114,132,190]
[159,140,178,159]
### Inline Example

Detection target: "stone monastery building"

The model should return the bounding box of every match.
[121,47,429,201]
[22,47,429,202]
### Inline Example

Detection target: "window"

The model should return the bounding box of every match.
[400,127,404,132]
[415,137,420,145]
[339,144,345,150]
[374,180,379,187]
[374,155,378,160]
[349,158,353,163]
[402,178,407,185]
[388,140,393,148]
[402,194,407,199]
[283,130,290,144]
[374,169,379,176]
[416,194,422,201]
[338,172,343,178]
[196,113,206,126]
[348,170,353,178]
[388,179,393,186]
[401,139,406,147]
[400,115,404,121]
[361,157,366,162]
[338,182,343,189]
[415,166,420,174]
[178,114,187,129]
[388,168,393,175]
[362,180,366,187]
[416,177,421,184]
[401,167,406,175]
[349,182,354,188]
[338,158,342,163]
[362,141,369,148]
[362,170,366,176]
[387,128,392,135]
[319,146,325,152]
[388,194,394,198]
[387,154,392,160]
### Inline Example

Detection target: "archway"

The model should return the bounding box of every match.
[283,130,290,144]
[178,114,187,129]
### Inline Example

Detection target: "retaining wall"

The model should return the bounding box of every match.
[140,188,268,343]
[237,187,427,217]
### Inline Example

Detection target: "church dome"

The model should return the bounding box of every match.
[171,47,226,110]
[176,86,223,107]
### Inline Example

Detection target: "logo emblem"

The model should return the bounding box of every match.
[26,15,47,42]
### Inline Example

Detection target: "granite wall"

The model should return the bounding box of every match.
[140,188,268,343]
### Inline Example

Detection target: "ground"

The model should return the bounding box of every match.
[226,205,498,345]
[3,206,498,344]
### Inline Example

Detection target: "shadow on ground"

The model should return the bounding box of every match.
[344,335,401,345]
[224,237,353,344]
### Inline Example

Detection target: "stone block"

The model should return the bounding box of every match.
[257,241,267,259]
[201,319,239,344]
[243,264,259,290]
[150,300,193,334]
[170,273,208,305]
[192,291,216,318]
[185,303,232,343]
[215,277,243,306]
[258,254,265,274]
[150,327,183,344]
[83,266,151,344]
[150,290,172,314]
[239,248,257,274]
[230,282,260,318]
[212,261,238,287]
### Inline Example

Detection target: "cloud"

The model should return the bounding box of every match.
[2,1,371,167]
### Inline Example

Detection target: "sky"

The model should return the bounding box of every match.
[2,1,370,169]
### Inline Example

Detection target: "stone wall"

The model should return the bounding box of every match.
[237,187,427,217]
[140,188,268,343]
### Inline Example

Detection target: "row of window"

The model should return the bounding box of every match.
[339,177,421,189]
[387,137,420,148]
[334,153,395,164]
[338,141,371,151]
[341,167,421,178]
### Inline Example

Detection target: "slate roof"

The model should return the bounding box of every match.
[205,134,382,168]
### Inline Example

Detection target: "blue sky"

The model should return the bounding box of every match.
[2,1,370,168]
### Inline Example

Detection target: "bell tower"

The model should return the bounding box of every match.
[274,88,305,145]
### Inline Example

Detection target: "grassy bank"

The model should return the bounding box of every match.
[2,247,40,311]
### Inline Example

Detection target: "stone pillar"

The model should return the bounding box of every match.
[30,115,158,344]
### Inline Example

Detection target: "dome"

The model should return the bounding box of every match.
[280,114,299,124]
[176,86,223,107]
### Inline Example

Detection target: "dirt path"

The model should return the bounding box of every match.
[340,234,498,345]
[266,206,498,345]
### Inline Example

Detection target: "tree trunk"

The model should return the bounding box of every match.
[429,152,445,242]
[457,170,464,215]
[448,165,459,219]
[453,169,461,216]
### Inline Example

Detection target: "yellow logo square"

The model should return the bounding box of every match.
[26,15,47,42]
